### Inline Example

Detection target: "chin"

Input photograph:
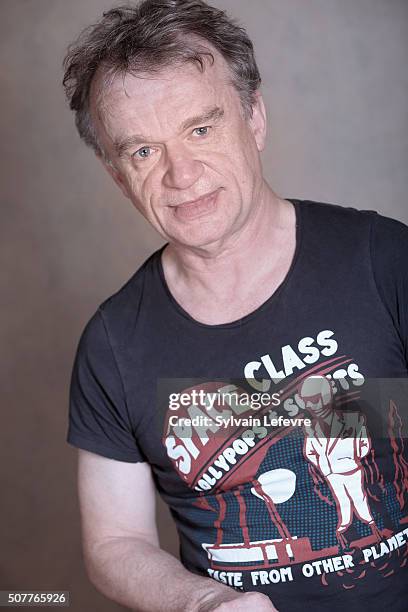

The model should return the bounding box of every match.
[169,220,232,249]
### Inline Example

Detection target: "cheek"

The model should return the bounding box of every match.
[220,125,259,171]
[129,169,166,217]
[125,167,146,198]
[140,170,163,205]
[237,129,258,160]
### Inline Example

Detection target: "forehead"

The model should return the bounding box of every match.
[90,50,237,143]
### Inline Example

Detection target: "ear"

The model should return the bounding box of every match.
[249,91,267,152]
[98,155,131,200]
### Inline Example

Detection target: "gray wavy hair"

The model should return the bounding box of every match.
[62,0,261,159]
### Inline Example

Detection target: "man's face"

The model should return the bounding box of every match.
[90,48,266,248]
[299,376,334,417]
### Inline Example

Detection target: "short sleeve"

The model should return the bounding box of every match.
[67,309,145,462]
[371,212,408,367]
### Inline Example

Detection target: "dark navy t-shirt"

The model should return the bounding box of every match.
[68,200,408,611]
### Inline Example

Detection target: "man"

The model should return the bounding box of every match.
[64,1,408,610]
[299,375,381,549]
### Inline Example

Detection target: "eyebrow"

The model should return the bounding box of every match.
[114,134,147,158]
[181,106,224,132]
[114,105,224,158]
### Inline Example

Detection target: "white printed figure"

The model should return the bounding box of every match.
[299,375,381,548]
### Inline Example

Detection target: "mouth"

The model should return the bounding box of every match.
[170,188,221,221]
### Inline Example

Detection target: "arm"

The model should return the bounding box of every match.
[303,434,319,468]
[356,415,370,459]
[78,450,276,612]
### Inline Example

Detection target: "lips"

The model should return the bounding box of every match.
[171,188,221,221]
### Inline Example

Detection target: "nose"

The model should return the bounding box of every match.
[162,143,203,190]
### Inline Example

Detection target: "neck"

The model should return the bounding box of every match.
[160,182,297,324]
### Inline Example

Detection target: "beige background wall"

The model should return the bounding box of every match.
[1,1,407,610]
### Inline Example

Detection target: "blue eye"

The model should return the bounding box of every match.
[194,126,210,136]
[133,146,152,159]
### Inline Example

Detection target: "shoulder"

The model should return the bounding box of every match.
[370,211,408,263]
[369,210,408,338]
[297,199,407,230]
[100,246,165,315]
[79,245,166,349]
[296,199,377,226]
[296,199,408,254]
[294,200,376,250]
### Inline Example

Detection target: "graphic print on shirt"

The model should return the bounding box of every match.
[162,329,408,591]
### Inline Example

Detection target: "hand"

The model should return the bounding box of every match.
[197,590,278,611]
